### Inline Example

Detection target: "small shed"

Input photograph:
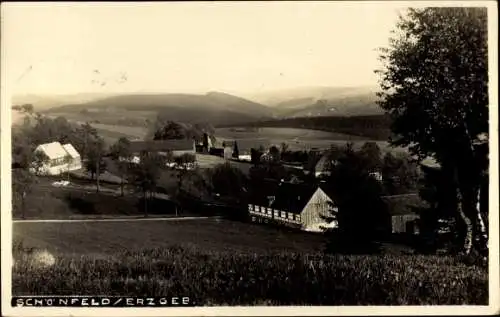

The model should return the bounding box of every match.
[382,194,429,234]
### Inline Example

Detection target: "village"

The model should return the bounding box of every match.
[10,114,461,254]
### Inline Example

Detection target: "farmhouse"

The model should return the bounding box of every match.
[125,139,196,163]
[248,180,338,233]
[31,141,82,175]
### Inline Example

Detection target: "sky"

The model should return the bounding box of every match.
[3,2,406,96]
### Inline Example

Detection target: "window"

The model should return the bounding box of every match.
[280,211,286,218]
[248,204,253,211]
[267,208,272,215]
[274,210,279,217]
[288,213,294,220]
[296,215,301,222]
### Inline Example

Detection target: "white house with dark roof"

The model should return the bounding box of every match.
[247,180,339,232]
[31,141,82,175]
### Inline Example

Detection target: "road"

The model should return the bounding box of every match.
[13,216,221,223]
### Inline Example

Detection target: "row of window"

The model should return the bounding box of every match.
[248,204,301,222]
[49,158,75,167]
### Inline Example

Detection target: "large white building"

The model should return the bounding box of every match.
[31,141,82,175]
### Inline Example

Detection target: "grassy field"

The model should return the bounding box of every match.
[13,218,327,256]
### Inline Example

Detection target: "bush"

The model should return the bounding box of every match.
[12,244,487,305]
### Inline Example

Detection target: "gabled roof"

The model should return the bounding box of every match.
[315,154,335,172]
[248,179,328,214]
[35,142,69,160]
[129,139,194,153]
[381,194,429,216]
[62,143,80,159]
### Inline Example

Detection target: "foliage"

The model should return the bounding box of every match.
[376,8,488,254]
[381,152,419,195]
[417,165,460,253]
[250,148,263,165]
[324,145,387,252]
[359,141,382,171]
[281,150,310,164]
[12,169,38,219]
[207,163,248,201]
[109,137,132,196]
[280,142,289,159]
[268,146,281,162]
[128,151,165,216]
[150,115,215,143]
[153,121,186,140]
[109,137,132,160]
[31,150,50,175]
[12,244,487,305]
[172,153,197,197]
[85,138,107,181]
[232,141,240,158]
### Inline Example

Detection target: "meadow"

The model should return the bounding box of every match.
[13,218,327,255]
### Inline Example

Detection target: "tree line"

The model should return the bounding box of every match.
[217,114,392,141]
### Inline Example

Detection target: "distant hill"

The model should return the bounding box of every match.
[242,86,383,117]
[12,93,114,112]
[42,92,274,126]
[280,92,383,117]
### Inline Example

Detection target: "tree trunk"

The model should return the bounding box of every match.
[457,189,473,255]
[474,184,488,253]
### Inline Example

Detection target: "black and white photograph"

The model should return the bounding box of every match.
[1,1,498,316]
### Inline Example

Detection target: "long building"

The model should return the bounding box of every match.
[247,179,338,233]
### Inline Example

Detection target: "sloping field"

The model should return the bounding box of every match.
[13,218,327,256]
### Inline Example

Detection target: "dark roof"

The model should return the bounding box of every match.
[381,194,429,216]
[248,179,321,214]
[129,140,194,153]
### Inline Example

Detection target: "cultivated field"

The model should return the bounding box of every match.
[216,127,405,153]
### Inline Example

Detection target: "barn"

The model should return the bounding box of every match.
[247,180,338,232]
